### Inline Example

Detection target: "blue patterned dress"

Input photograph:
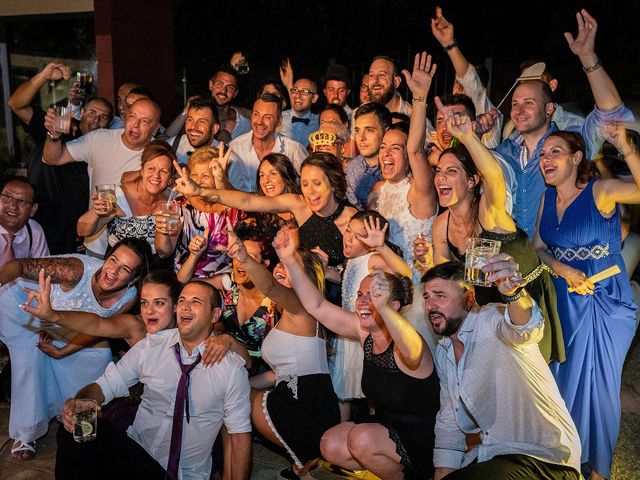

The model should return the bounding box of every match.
[539,180,636,477]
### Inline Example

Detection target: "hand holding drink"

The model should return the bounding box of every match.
[156,200,181,236]
[62,398,98,443]
[464,237,501,286]
[53,106,72,135]
[94,184,117,215]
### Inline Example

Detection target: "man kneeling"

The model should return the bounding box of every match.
[425,258,580,480]
[55,281,251,480]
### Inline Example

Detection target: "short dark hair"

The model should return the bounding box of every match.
[421,261,469,290]
[255,93,283,117]
[515,79,554,105]
[1,176,36,202]
[354,102,392,131]
[439,93,477,119]
[86,96,115,122]
[212,64,240,83]
[185,280,222,309]
[257,77,288,106]
[188,96,219,125]
[322,104,349,126]
[388,121,409,135]
[127,86,155,102]
[142,270,182,304]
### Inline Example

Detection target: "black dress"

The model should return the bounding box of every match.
[446,213,565,363]
[357,336,440,480]
[298,201,348,306]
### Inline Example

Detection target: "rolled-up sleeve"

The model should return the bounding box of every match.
[581,104,635,158]
[497,302,544,347]
[95,341,144,405]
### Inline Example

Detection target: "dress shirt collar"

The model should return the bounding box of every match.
[167,330,206,358]
[437,305,481,351]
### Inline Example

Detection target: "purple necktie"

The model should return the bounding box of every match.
[166,343,202,480]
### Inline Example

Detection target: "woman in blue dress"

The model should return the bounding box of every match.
[534,127,640,480]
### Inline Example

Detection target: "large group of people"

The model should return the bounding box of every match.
[0,7,638,480]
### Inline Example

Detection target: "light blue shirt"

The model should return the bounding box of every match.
[278,110,319,147]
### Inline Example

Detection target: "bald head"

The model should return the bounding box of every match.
[122,98,162,150]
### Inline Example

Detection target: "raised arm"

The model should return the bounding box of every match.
[357,215,412,278]
[370,271,424,369]
[172,160,305,216]
[273,227,361,340]
[436,96,515,232]
[22,269,144,343]
[594,122,640,210]
[225,221,304,313]
[403,52,437,203]
[566,9,620,111]
[279,58,295,107]
[7,62,72,124]
[431,7,469,79]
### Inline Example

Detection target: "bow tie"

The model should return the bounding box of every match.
[292,116,310,125]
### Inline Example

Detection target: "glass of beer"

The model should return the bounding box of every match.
[53,106,72,134]
[95,184,117,213]
[73,399,98,443]
[464,237,501,286]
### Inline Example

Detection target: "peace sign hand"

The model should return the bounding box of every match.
[172,160,202,197]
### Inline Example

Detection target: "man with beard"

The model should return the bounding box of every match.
[166,97,220,165]
[368,56,412,116]
[322,64,353,119]
[346,102,391,210]
[227,93,308,192]
[7,62,113,254]
[423,260,581,480]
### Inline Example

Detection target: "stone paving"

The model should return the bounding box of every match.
[0,339,638,480]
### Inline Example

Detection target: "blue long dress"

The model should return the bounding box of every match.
[539,180,636,477]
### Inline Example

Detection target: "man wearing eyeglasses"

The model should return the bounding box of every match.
[0,177,49,265]
[278,78,320,146]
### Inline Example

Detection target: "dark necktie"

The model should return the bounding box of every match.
[166,343,202,480]
[0,232,16,266]
[292,116,310,125]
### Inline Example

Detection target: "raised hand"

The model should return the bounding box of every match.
[602,122,633,155]
[273,225,299,261]
[188,226,210,257]
[41,62,73,82]
[430,6,454,47]
[210,142,232,180]
[311,246,329,273]
[370,270,392,310]
[225,218,248,263]
[401,52,437,99]
[474,109,499,137]
[279,58,294,90]
[172,160,202,197]
[413,234,433,266]
[356,215,388,250]
[434,96,473,139]
[482,253,526,296]
[564,9,597,61]
[21,268,56,322]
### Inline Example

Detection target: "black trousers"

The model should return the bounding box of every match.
[55,419,166,480]
[443,454,580,480]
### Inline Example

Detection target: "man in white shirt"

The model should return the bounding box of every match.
[42,97,161,191]
[228,93,308,192]
[278,78,320,146]
[0,177,49,264]
[165,97,220,165]
[55,280,251,480]
[422,260,580,480]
